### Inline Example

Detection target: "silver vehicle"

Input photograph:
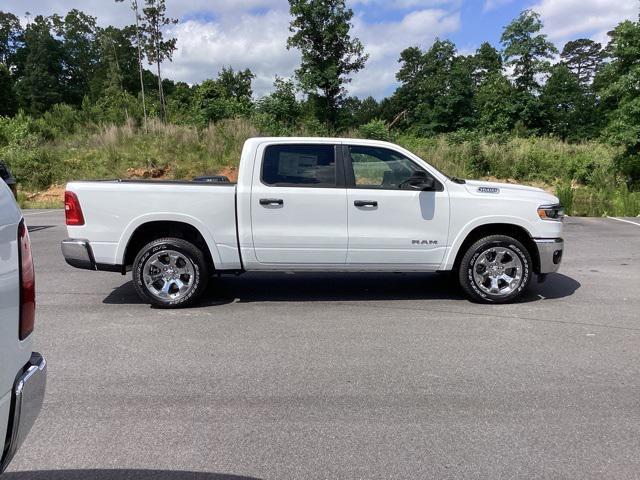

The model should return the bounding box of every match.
[0,180,46,473]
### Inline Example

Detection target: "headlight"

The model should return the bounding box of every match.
[538,205,565,221]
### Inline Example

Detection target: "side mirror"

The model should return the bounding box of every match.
[420,177,435,191]
[401,171,436,191]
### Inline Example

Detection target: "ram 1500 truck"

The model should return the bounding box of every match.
[1,180,46,473]
[62,137,564,307]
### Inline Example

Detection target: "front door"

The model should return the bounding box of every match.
[345,145,450,267]
[251,143,348,265]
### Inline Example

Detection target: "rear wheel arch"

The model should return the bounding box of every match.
[452,223,540,274]
[123,221,215,272]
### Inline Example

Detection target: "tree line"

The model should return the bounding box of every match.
[0,1,638,185]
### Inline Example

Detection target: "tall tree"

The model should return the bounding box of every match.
[474,71,518,133]
[217,66,255,104]
[501,9,558,92]
[395,46,424,121]
[287,0,368,129]
[139,0,177,122]
[190,68,256,126]
[396,40,475,133]
[561,39,603,86]
[540,64,597,141]
[0,11,22,70]
[473,41,502,85]
[92,26,141,97]
[257,76,301,129]
[0,64,17,115]
[52,9,98,106]
[115,0,149,128]
[15,15,64,114]
[597,20,640,185]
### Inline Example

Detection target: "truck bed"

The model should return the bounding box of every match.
[66,180,242,270]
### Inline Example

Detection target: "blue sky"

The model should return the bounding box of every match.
[2,0,638,98]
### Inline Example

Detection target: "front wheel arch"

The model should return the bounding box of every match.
[452,223,540,274]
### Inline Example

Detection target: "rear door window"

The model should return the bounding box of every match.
[262,145,336,187]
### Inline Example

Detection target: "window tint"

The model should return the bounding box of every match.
[349,146,427,189]
[262,145,336,187]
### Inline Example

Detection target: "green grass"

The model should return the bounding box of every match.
[20,200,64,209]
[2,116,638,216]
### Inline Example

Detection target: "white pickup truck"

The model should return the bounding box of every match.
[62,137,564,307]
[0,181,46,473]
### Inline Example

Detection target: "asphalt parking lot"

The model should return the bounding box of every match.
[6,210,640,480]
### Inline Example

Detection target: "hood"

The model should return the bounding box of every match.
[462,179,560,204]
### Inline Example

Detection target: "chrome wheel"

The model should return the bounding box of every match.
[143,250,196,301]
[472,246,523,297]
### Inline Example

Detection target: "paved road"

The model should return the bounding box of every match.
[6,210,640,480]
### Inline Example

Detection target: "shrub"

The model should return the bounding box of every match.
[358,119,390,141]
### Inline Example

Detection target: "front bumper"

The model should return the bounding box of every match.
[534,238,564,274]
[0,353,47,473]
[61,238,96,270]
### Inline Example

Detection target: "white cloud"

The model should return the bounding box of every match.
[351,0,460,7]
[532,0,637,42]
[162,5,461,99]
[349,8,461,97]
[163,10,298,97]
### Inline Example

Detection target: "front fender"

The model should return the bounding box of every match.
[440,215,536,271]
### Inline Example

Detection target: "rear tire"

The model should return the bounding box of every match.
[132,237,209,308]
[458,235,532,304]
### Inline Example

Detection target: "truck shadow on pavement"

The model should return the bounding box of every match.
[103,272,581,307]
[4,471,261,480]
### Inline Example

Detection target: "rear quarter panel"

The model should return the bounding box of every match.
[0,181,32,442]
[66,181,241,269]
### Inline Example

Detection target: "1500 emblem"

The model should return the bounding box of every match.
[478,187,500,194]
[412,240,439,245]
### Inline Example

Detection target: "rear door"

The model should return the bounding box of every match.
[250,143,348,264]
[344,144,450,267]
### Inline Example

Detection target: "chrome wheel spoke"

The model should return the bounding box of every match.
[472,245,524,297]
[149,258,165,270]
[176,266,191,276]
[160,280,172,296]
[500,273,514,284]
[146,272,163,285]
[489,276,500,293]
[501,258,517,269]
[143,249,196,301]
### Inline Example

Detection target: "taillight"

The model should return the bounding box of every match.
[65,191,85,226]
[18,220,35,340]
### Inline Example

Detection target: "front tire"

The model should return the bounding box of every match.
[133,237,209,308]
[459,235,532,304]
